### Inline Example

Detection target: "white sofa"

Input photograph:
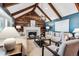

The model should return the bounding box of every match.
[45,31,73,42]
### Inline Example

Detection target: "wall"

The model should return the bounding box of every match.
[46,12,79,33]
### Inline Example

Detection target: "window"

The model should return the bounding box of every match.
[0,17,5,32]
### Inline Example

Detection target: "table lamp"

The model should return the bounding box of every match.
[0,27,20,38]
[73,28,79,39]
[0,27,20,51]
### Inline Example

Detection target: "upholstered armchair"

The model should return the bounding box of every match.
[43,39,79,56]
[45,31,54,39]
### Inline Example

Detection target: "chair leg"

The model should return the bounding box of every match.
[42,46,44,56]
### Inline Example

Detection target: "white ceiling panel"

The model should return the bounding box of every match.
[45,18,50,22]
[35,7,45,17]
[13,8,33,18]
[53,3,78,16]
[38,3,59,20]
[35,7,50,22]
[7,3,35,13]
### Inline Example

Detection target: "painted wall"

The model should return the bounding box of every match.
[46,12,79,33]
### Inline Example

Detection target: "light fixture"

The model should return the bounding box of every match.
[73,28,79,33]
[40,15,46,21]
[16,25,21,29]
[73,28,79,39]
[46,26,50,30]
[0,27,20,51]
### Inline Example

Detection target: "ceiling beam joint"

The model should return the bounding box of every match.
[75,3,79,11]
[37,6,51,21]
[48,3,62,19]
[32,3,38,11]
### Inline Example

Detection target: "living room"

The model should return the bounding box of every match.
[0,3,79,56]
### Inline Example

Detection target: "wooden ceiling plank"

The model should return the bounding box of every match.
[3,3,18,8]
[48,3,62,19]
[11,4,35,16]
[15,10,33,19]
[75,3,79,11]
[37,6,51,21]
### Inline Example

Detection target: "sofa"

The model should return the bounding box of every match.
[45,31,74,42]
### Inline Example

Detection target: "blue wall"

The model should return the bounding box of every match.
[46,12,79,33]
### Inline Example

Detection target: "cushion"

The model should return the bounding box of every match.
[55,32,60,37]
[45,32,52,39]
[68,33,73,38]
[64,33,73,38]
[54,37,61,42]
[74,33,79,39]
[58,43,66,56]
[64,35,69,41]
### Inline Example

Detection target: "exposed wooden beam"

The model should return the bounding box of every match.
[48,3,62,19]
[11,4,35,16]
[34,11,40,17]
[75,3,79,11]
[32,3,38,11]
[3,3,18,8]
[37,6,51,21]
[15,10,33,19]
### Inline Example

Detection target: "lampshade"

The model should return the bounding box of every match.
[16,25,21,29]
[46,26,50,30]
[73,28,79,39]
[0,27,20,39]
[73,28,79,33]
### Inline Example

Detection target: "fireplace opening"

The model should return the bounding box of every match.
[28,32,37,39]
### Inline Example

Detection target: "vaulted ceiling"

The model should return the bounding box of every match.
[2,3,79,32]
[3,3,78,21]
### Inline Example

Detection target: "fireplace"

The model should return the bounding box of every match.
[24,20,40,38]
[28,32,37,39]
[24,27,40,38]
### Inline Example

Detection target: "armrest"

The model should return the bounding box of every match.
[43,44,60,56]
[43,39,51,46]
[51,40,62,46]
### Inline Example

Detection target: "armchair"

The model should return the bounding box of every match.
[42,39,79,56]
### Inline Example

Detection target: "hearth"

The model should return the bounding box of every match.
[28,32,37,39]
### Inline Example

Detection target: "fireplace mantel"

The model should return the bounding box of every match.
[24,27,40,38]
